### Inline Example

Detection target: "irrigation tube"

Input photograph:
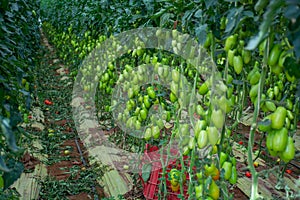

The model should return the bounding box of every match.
[74,137,99,200]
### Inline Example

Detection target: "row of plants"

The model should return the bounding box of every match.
[40,0,300,199]
[0,0,41,198]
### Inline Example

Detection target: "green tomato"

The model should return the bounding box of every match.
[170,92,177,103]
[247,66,258,82]
[170,169,180,186]
[286,110,294,120]
[195,120,207,138]
[227,49,236,66]
[268,44,281,66]
[140,109,148,121]
[229,166,237,184]
[144,127,152,141]
[265,101,276,112]
[272,127,288,152]
[270,64,283,75]
[195,184,203,199]
[147,87,156,99]
[219,152,228,167]
[271,107,287,130]
[266,130,274,151]
[233,55,243,75]
[182,145,190,156]
[280,136,295,163]
[242,49,251,64]
[196,104,205,116]
[172,69,180,83]
[199,82,209,95]
[197,130,208,149]
[143,95,151,109]
[285,99,293,110]
[250,83,259,99]
[127,87,134,99]
[222,161,232,180]
[170,81,179,96]
[152,126,160,139]
[211,109,225,129]
[156,119,164,129]
[250,71,261,85]
[188,137,196,150]
[224,34,237,52]
[207,126,219,146]
[258,115,272,132]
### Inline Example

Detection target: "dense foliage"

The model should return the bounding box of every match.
[1,0,299,199]
[0,0,41,196]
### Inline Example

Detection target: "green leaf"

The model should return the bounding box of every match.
[258,118,271,126]
[246,0,285,50]
[225,7,242,34]
[285,57,300,78]
[3,160,24,189]
[0,156,10,172]
[160,13,174,27]
[194,9,202,18]
[1,117,20,152]
[205,0,218,9]
[195,24,207,45]
[142,163,152,182]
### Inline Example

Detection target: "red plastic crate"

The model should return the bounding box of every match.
[139,144,191,200]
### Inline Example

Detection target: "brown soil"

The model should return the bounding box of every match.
[21,152,40,171]
[46,136,105,199]
[229,185,248,200]
[67,186,103,200]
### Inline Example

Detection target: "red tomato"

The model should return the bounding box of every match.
[44,99,53,105]
[285,169,292,174]
[238,141,243,145]
[245,171,251,178]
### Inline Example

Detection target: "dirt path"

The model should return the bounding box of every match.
[32,30,105,200]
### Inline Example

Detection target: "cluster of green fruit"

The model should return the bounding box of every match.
[259,106,295,163]
[194,151,237,199]
[195,163,221,200]
[43,23,106,67]
[98,62,117,95]
[113,62,170,140]
[225,34,252,75]
[109,46,228,156]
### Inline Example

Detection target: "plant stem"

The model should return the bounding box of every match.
[248,34,270,200]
